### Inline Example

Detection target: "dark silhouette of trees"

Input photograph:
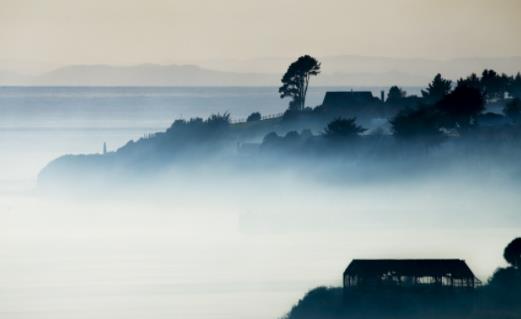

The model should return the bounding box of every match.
[279,55,321,112]
[484,237,521,312]
[481,69,509,100]
[260,130,313,152]
[436,86,485,130]
[455,70,519,101]
[386,86,407,104]
[323,118,366,140]
[162,113,232,144]
[422,73,452,104]
[246,112,261,122]
[206,112,231,129]
[504,238,521,268]
[390,106,445,144]
[503,98,521,124]
[486,265,521,313]
[456,73,481,91]
[262,132,280,144]
[284,130,301,142]
[509,73,521,99]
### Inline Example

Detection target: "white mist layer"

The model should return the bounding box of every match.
[1,172,519,319]
[1,87,519,319]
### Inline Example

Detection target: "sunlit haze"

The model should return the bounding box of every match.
[1,0,520,72]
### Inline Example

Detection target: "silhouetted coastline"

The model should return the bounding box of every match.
[38,58,521,189]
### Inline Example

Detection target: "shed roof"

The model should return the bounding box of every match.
[344,259,477,279]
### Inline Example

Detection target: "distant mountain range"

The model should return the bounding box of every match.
[1,56,521,86]
[32,64,277,86]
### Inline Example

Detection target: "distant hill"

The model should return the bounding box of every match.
[201,55,521,85]
[2,56,521,86]
[31,64,429,86]
[31,64,277,86]
[203,55,521,75]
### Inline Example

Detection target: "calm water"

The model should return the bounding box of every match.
[0,86,517,319]
[0,86,375,129]
[0,86,401,187]
[0,86,293,186]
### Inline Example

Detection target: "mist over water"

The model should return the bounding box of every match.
[0,86,418,128]
[0,87,518,319]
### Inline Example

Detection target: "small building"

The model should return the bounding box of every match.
[343,259,480,289]
[321,91,381,108]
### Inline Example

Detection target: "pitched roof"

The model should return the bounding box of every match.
[344,259,477,279]
[322,91,377,107]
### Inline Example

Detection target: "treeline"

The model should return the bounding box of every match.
[108,68,521,170]
[268,55,521,133]
[390,71,521,143]
[389,69,521,106]
[260,70,521,152]
[104,67,521,171]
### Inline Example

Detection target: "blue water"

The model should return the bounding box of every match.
[0,86,305,128]
[0,86,419,185]
[0,86,412,128]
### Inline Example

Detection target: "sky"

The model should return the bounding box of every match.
[1,0,521,72]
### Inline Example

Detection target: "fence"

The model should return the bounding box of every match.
[231,112,284,124]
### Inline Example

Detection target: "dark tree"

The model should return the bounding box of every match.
[206,112,231,128]
[504,238,521,268]
[503,98,521,124]
[390,106,445,144]
[509,73,521,99]
[486,266,521,311]
[481,69,509,100]
[386,86,407,104]
[284,130,301,142]
[436,86,485,130]
[323,117,366,140]
[421,73,452,104]
[279,55,321,111]
[456,73,482,91]
[246,112,261,122]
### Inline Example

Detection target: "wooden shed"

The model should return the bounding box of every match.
[343,259,480,289]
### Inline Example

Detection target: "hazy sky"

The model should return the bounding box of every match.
[1,0,520,71]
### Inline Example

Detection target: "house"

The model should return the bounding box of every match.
[343,259,480,289]
[321,91,381,109]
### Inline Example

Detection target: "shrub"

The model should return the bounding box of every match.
[323,117,366,140]
[246,112,262,122]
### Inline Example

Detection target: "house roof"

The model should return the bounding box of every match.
[344,259,477,279]
[322,91,377,107]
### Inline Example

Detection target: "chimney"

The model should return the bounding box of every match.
[380,90,385,102]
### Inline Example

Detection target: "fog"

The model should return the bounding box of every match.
[3,154,520,318]
[1,88,520,319]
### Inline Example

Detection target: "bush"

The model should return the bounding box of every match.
[206,112,231,127]
[246,112,262,122]
[323,117,366,140]
[390,106,446,145]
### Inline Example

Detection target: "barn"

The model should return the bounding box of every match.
[343,259,480,289]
